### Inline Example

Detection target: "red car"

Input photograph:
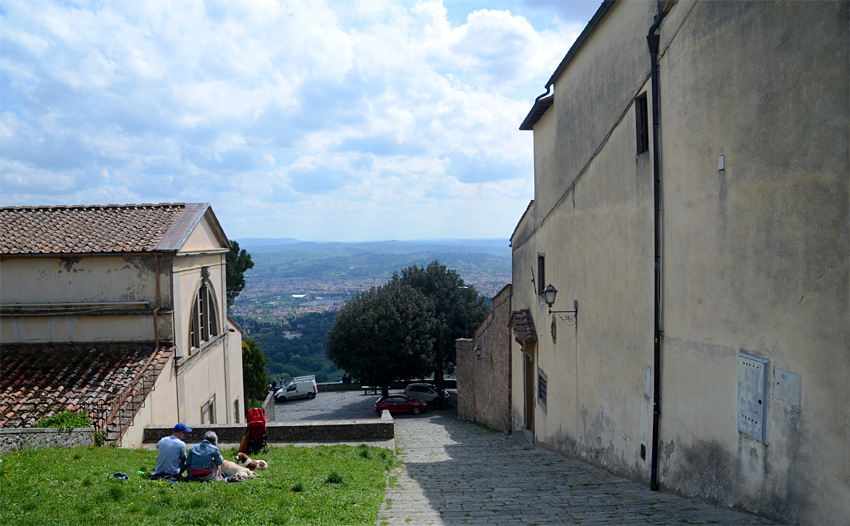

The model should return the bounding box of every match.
[374,395,428,415]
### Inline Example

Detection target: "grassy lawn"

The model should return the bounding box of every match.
[0,443,394,526]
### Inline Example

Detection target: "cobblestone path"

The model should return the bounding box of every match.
[377,410,779,526]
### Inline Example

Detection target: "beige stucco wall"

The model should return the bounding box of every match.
[513,1,849,524]
[656,2,850,524]
[0,255,158,305]
[226,320,245,424]
[513,0,657,481]
[167,219,239,427]
[0,255,169,343]
[171,251,225,347]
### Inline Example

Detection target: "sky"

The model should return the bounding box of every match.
[0,0,601,242]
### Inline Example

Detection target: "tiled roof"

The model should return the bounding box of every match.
[509,309,538,343]
[0,344,173,428]
[0,203,188,255]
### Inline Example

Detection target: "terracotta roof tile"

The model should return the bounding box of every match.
[0,344,174,428]
[509,309,538,343]
[0,203,188,255]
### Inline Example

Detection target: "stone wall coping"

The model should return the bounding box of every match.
[143,415,394,445]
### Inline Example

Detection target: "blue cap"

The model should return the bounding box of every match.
[174,423,192,433]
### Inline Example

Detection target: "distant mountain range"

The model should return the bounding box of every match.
[236,238,512,257]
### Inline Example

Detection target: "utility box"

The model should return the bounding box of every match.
[738,352,769,443]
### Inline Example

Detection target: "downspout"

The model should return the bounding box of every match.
[647,10,666,492]
[153,255,161,349]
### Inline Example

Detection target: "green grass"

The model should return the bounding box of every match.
[0,443,394,526]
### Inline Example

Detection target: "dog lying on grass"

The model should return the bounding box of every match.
[236,452,268,471]
[220,459,260,479]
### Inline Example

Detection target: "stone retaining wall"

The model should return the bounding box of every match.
[0,427,95,454]
[143,412,394,445]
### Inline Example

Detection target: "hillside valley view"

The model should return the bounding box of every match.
[229,238,512,383]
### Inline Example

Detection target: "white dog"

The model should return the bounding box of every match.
[236,452,268,471]
[220,459,259,479]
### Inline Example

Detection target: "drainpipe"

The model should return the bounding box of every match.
[153,255,161,349]
[647,10,666,492]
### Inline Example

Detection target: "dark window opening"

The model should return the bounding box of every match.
[537,255,546,296]
[636,93,649,155]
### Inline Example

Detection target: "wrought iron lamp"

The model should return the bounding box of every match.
[543,284,578,327]
[474,344,482,359]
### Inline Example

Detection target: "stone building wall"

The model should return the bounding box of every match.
[0,427,95,454]
[456,285,512,432]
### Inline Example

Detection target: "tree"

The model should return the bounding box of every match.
[242,337,268,404]
[326,278,436,396]
[226,240,254,307]
[397,261,490,404]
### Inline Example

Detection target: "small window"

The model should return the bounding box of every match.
[537,369,548,411]
[537,255,546,296]
[233,398,240,423]
[635,93,649,155]
[201,395,216,425]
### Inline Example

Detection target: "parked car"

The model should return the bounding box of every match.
[403,383,449,404]
[374,395,428,415]
[275,375,318,402]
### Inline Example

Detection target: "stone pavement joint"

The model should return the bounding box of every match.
[377,409,782,526]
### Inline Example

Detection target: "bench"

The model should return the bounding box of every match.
[362,386,379,395]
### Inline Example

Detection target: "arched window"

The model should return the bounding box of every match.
[190,275,220,350]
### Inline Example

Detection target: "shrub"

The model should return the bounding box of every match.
[35,410,92,430]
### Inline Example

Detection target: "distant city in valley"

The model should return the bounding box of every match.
[229,238,512,382]
[230,238,512,321]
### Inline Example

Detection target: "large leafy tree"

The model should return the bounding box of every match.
[226,240,254,307]
[397,261,490,402]
[326,278,436,396]
[242,337,268,404]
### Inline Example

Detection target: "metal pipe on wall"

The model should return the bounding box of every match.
[647,8,667,492]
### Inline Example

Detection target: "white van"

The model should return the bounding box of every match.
[274,375,318,402]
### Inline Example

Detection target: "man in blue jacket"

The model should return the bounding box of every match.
[186,431,224,482]
[152,423,191,479]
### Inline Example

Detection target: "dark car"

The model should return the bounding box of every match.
[374,395,428,415]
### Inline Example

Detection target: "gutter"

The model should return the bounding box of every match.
[647,9,667,492]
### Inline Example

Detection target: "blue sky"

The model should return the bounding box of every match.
[0,0,601,241]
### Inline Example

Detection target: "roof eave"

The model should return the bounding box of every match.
[155,203,231,252]
[519,95,554,131]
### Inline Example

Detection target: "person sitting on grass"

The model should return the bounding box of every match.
[151,423,191,480]
[186,431,224,482]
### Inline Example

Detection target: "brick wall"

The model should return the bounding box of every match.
[456,285,512,432]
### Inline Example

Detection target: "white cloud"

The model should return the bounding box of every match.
[0,0,587,240]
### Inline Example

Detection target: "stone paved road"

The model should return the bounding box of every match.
[378,409,780,526]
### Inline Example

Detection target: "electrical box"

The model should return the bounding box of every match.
[738,352,769,442]
[774,368,802,408]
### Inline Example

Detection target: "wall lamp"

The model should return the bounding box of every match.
[474,344,482,359]
[543,284,578,327]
